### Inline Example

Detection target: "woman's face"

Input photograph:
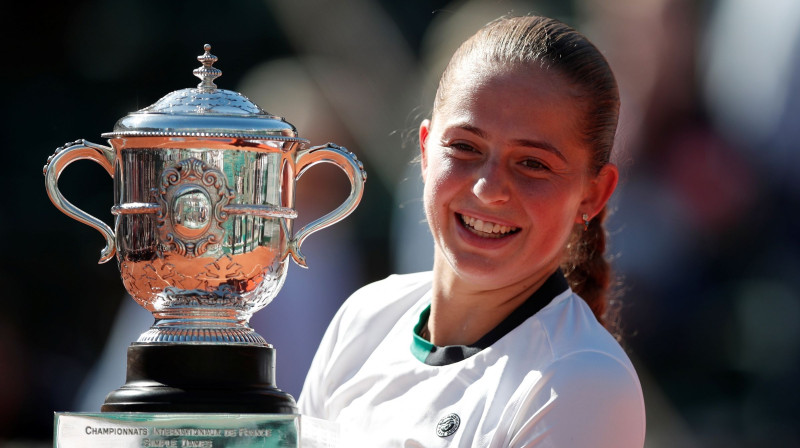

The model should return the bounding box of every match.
[420,66,618,291]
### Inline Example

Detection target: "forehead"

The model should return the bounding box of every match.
[433,65,586,141]
[438,63,581,111]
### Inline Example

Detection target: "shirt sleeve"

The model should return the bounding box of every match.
[507,350,646,448]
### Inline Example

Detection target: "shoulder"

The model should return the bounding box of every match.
[335,271,433,328]
[542,349,643,408]
[505,293,646,447]
[536,291,633,368]
[343,271,432,307]
[299,272,432,417]
[537,292,643,408]
[526,349,645,447]
[311,271,432,366]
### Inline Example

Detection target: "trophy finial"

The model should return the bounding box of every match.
[193,44,221,91]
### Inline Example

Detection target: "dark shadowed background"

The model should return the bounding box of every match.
[2,1,799,447]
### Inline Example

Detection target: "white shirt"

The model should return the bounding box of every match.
[299,271,646,447]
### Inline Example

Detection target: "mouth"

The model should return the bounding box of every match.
[458,213,520,239]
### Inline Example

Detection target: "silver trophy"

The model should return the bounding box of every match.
[44,45,366,413]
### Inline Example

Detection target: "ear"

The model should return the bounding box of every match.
[577,163,619,223]
[419,119,431,180]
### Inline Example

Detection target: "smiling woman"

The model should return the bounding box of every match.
[299,15,645,447]
[419,67,619,346]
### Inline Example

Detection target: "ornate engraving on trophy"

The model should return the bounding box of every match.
[119,250,281,313]
[157,158,234,258]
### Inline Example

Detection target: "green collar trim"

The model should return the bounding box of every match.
[407,269,569,366]
[410,304,434,362]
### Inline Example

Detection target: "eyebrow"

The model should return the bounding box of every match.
[457,124,567,162]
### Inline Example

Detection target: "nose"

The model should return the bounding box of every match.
[472,161,510,204]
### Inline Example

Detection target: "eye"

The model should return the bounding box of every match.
[520,158,549,170]
[448,142,478,153]
[441,141,482,160]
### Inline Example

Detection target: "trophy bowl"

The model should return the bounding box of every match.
[43,45,366,413]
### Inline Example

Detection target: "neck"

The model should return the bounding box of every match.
[427,254,553,346]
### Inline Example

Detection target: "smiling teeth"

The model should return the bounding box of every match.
[460,214,518,236]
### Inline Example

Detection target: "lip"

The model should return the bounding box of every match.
[453,212,520,249]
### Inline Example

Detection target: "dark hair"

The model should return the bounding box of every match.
[433,16,621,335]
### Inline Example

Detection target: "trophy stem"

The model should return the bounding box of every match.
[137,314,269,345]
[102,344,297,413]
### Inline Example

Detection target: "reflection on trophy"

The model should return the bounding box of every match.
[44,45,366,414]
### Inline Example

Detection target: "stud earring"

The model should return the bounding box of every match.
[582,213,590,231]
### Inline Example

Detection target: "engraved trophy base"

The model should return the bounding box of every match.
[101,344,297,414]
[54,412,340,447]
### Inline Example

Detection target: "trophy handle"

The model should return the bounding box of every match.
[43,139,117,264]
[288,143,366,267]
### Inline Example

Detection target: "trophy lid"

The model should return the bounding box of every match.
[102,44,304,141]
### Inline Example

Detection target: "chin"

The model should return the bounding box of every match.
[449,255,515,284]
[445,248,560,290]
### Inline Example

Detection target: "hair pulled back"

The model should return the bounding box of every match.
[432,16,621,334]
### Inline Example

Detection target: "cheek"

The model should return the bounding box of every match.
[422,156,462,228]
[422,171,447,227]
[518,180,584,230]
[423,155,456,203]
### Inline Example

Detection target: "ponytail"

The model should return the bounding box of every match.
[562,207,621,338]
